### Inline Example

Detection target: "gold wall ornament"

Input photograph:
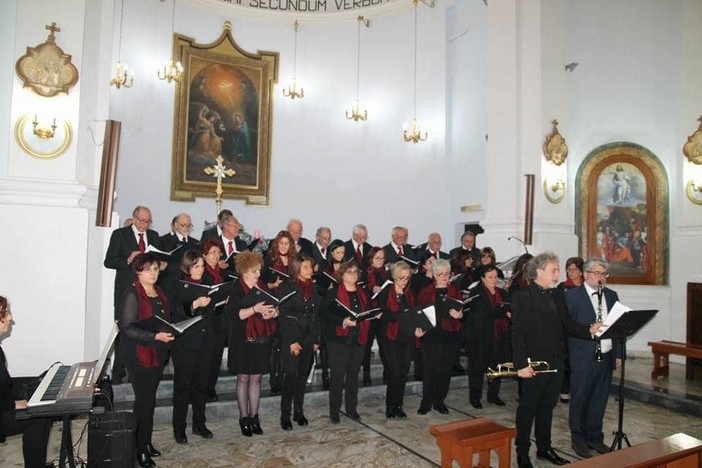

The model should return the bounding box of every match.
[685,179,702,205]
[203,155,236,216]
[15,114,72,159]
[543,177,566,204]
[683,116,702,165]
[543,119,569,166]
[15,22,79,97]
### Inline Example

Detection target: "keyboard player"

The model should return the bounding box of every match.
[0,295,53,468]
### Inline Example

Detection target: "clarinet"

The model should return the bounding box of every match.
[595,281,604,362]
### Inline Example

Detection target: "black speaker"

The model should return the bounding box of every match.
[88,411,136,467]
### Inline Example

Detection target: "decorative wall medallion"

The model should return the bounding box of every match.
[543,119,568,166]
[15,114,72,159]
[683,116,702,165]
[15,22,79,97]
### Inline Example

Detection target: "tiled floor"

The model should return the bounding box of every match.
[2,356,702,467]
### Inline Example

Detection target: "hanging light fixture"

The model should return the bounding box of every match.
[346,16,369,122]
[109,0,134,89]
[282,20,304,100]
[157,0,183,83]
[403,0,427,143]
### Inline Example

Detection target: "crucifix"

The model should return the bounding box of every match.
[203,155,236,217]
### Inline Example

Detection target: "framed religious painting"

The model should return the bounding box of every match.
[575,143,668,285]
[171,22,278,206]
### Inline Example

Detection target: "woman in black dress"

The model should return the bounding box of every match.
[171,250,215,444]
[226,251,278,437]
[117,253,175,468]
[467,264,512,409]
[278,253,321,429]
[322,261,380,423]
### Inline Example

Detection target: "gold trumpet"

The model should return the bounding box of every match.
[486,359,558,382]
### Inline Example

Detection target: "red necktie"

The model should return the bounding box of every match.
[356,245,362,263]
[138,233,146,253]
[321,247,326,256]
[432,251,437,259]
[398,245,403,257]
[228,241,234,255]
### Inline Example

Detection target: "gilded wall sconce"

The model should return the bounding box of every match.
[543,119,568,203]
[684,116,702,204]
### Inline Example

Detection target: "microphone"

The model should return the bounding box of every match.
[507,236,529,254]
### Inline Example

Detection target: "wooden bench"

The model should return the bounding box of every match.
[648,340,702,379]
[429,417,516,468]
[569,432,702,467]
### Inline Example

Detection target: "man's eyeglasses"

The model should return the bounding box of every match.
[134,217,152,226]
[586,270,610,278]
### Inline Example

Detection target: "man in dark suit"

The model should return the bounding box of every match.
[159,213,200,297]
[511,252,601,468]
[287,219,314,256]
[565,259,622,458]
[414,232,450,260]
[104,205,162,383]
[343,224,373,269]
[218,215,248,273]
[201,209,233,241]
[449,231,480,266]
[312,226,332,269]
[383,226,417,265]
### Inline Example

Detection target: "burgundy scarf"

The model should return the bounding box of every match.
[296,278,314,301]
[240,278,277,340]
[419,283,463,332]
[483,284,510,339]
[205,264,222,285]
[366,267,389,291]
[385,286,415,341]
[134,280,170,368]
[335,284,371,346]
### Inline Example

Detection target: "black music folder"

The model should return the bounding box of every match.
[334,299,381,321]
[596,304,658,341]
[179,280,232,307]
[253,286,297,306]
[398,305,437,336]
[145,244,183,261]
[132,315,203,336]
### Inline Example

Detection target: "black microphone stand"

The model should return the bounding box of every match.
[610,336,631,450]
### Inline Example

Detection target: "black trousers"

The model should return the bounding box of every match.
[269,332,282,390]
[280,343,314,418]
[2,411,52,468]
[362,319,384,375]
[515,357,564,455]
[468,357,500,402]
[381,337,414,410]
[171,335,215,433]
[421,340,459,408]
[125,361,164,453]
[207,314,229,395]
[327,343,363,415]
[569,353,613,444]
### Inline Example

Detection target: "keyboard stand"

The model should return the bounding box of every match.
[59,415,75,468]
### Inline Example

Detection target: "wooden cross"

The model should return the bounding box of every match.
[46,22,61,42]
[203,155,236,218]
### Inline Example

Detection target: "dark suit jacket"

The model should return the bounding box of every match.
[565,285,623,368]
[200,225,220,241]
[218,236,248,273]
[311,243,328,269]
[104,227,161,307]
[449,246,480,266]
[413,244,450,262]
[295,237,314,256]
[343,240,373,270]
[0,347,14,443]
[158,233,200,298]
[383,243,418,266]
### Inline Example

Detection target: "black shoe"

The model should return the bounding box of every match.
[146,443,161,457]
[487,397,505,407]
[536,449,569,465]
[572,441,591,458]
[346,410,361,421]
[192,424,213,439]
[386,407,397,419]
[250,415,263,435]
[395,407,407,419]
[174,430,188,445]
[239,417,253,437]
[363,369,371,386]
[293,411,308,426]
[322,374,330,390]
[330,413,340,424]
[206,391,218,403]
[137,452,155,468]
[280,417,293,430]
[516,453,533,468]
[587,440,611,454]
[559,393,570,404]
[470,400,483,409]
[270,385,282,395]
[417,406,430,415]
[433,403,449,414]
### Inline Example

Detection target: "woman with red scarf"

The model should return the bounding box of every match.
[170,250,215,445]
[556,256,584,404]
[117,253,175,468]
[377,261,420,419]
[322,261,381,423]
[226,251,278,437]
[201,239,229,403]
[277,253,321,430]
[362,246,388,386]
[467,264,512,409]
[417,258,464,415]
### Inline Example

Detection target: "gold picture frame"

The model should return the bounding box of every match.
[170,22,278,206]
[14,114,72,159]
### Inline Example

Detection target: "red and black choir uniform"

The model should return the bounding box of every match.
[204,262,228,400]
[362,264,390,384]
[467,284,511,406]
[314,259,341,389]
[277,278,321,425]
[377,284,416,417]
[117,281,171,457]
[322,284,372,420]
[171,275,216,437]
[417,282,463,412]
[262,257,291,393]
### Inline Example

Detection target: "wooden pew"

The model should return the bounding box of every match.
[429,417,516,468]
[569,433,702,468]
[648,340,702,379]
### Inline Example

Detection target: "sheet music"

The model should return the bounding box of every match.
[595,300,630,338]
[423,305,437,327]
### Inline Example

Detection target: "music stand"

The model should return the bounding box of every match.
[598,309,658,451]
